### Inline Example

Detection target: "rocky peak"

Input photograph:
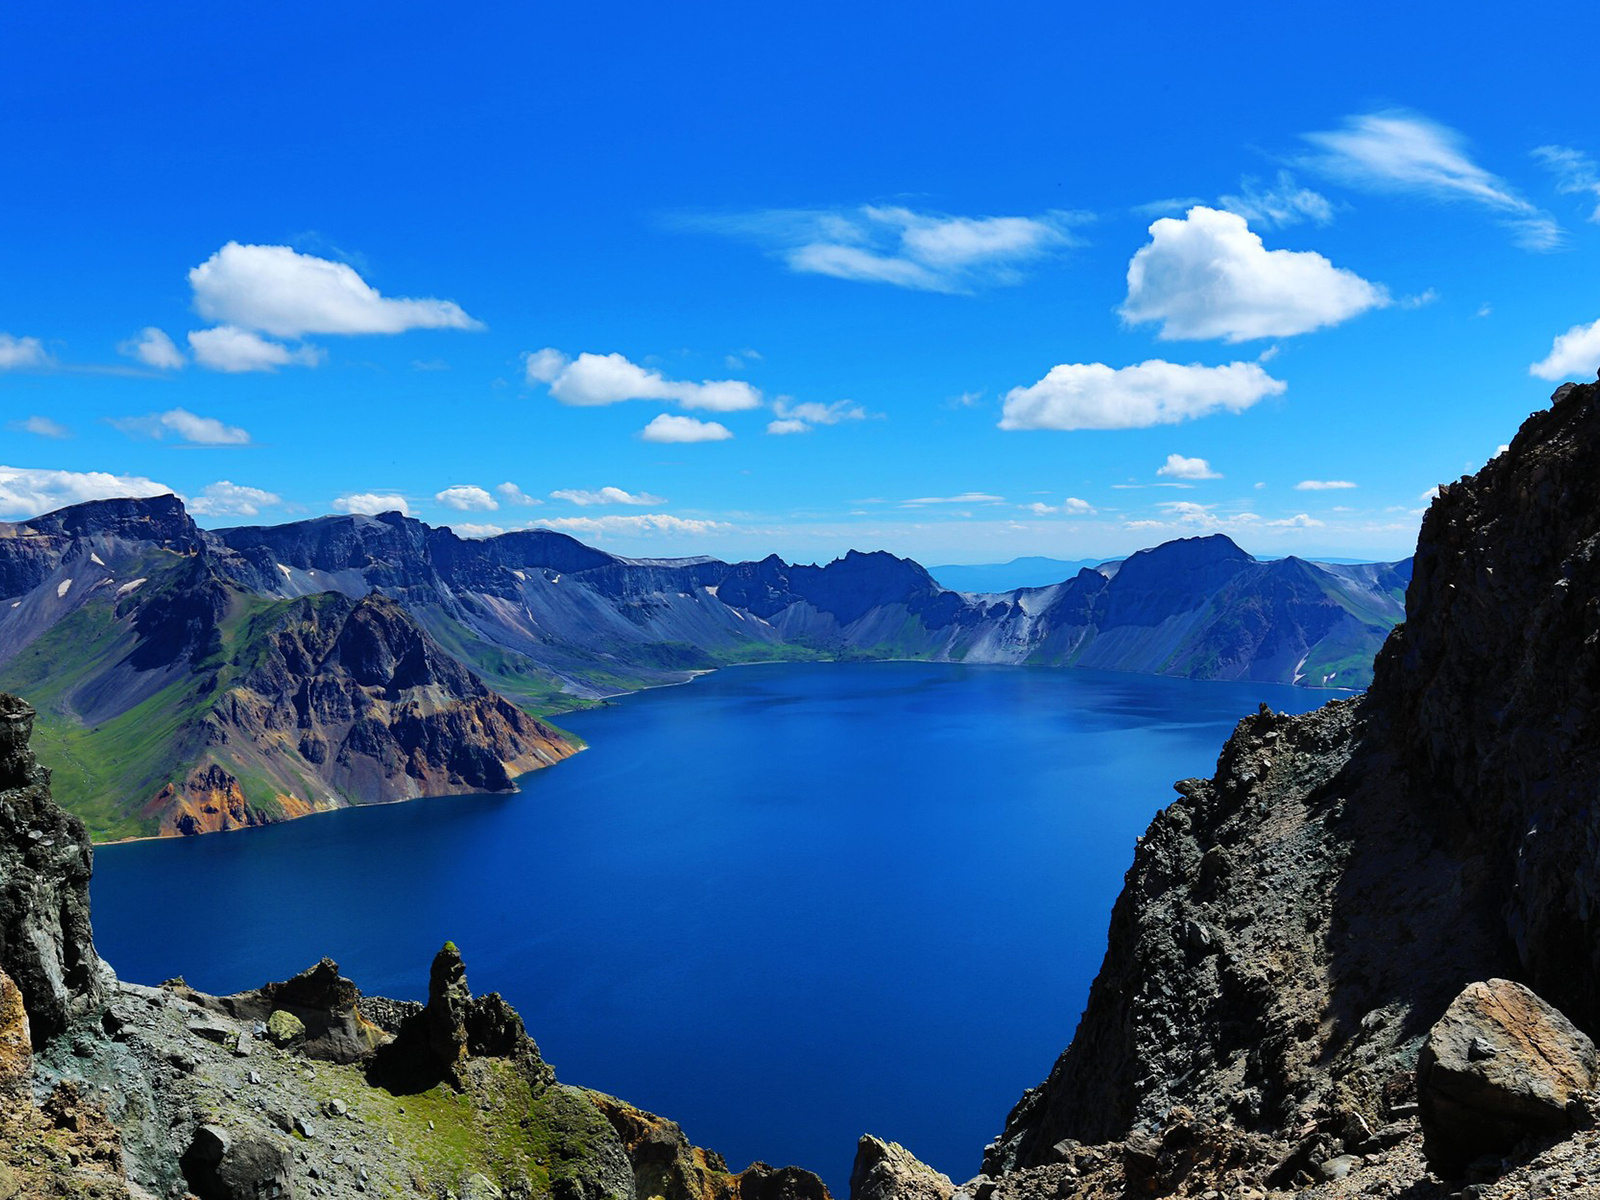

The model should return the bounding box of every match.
[17,493,200,551]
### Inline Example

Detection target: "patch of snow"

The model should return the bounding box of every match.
[90,552,106,567]
[705,585,720,597]
[57,579,72,598]
[9,601,18,609]
[116,578,147,597]
[1292,653,1308,685]
[511,569,526,581]
[276,563,292,578]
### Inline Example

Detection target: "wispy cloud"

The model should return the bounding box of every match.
[901,492,1004,507]
[496,482,542,507]
[1533,145,1600,222]
[0,334,49,370]
[188,326,323,373]
[537,513,729,537]
[1295,479,1357,490]
[1001,359,1285,431]
[765,398,869,435]
[678,204,1087,293]
[118,327,185,370]
[1302,110,1562,250]
[1121,207,1388,342]
[1022,498,1095,515]
[111,407,251,445]
[1217,171,1334,227]
[9,416,71,439]
[550,486,665,506]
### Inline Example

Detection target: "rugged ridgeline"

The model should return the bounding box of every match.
[0,693,836,1199]
[0,495,1406,840]
[952,378,1600,1197]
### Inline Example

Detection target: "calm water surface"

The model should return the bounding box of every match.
[92,662,1330,1191]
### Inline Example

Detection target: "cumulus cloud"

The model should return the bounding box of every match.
[0,467,173,519]
[189,242,482,338]
[1534,145,1600,222]
[1295,479,1357,490]
[639,414,733,443]
[1530,316,1600,380]
[1121,207,1389,342]
[1217,172,1334,227]
[1000,360,1286,431]
[450,523,506,539]
[681,205,1086,292]
[435,485,499,511]
[188,326,323,373]
[10,416,70,439]
[1303,111,1562,250]
[0,334,48,370]
[333,492,411,516]
[496,482,542,507]
[112,407,251,445]
[550,486,665,506]
[119,326,185,370]
[1157,454,1222,480]
[767,418,809,435]
[187,481,281,518]
[536,513,729,537]
[527,349,761,412]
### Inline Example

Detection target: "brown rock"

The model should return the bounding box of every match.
[1418,978,1599,1175]
[0,968,29,1099]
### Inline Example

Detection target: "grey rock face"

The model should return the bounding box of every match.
[0,693,103,1044]
[849,1135,953,1200]
[1418,978,1598,1175]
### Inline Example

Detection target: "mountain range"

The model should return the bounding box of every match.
[0,496,1408,840]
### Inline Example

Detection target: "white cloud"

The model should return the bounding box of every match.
[333,492,411,516]
[435,485,499,511]
[765,397,869,434]
[1530,317,1600,380]
[10,416,70,439]
[536,513,729,537]
[902,492,1005,506]
[119,326,185,370]
[1000,359,1286,431]
[1303,111,1562,250]
[1157,454,1222,480]
[188,326,323,373]
[1121,207,1389,342]
[683,205,1085,292]
[113,407,251,445]
[189,242,482,338]
[496,482,542,507]
[450,523,506,539]
[1023,498,1095,515]
[0,466,173,519]
[550,486,665,506]
[1534,145,1600,222]
[1295,479,1357,490]
[0,334,48,370]
[1217,171,1334,227]
[187,481,281,518]
[639,414,734,443]
[529,349,762,412]
[1420,486,1441,502]
[1265,513,1324,528]
[524,347,569,383]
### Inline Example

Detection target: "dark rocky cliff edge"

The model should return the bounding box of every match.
[959,379,1600,1196]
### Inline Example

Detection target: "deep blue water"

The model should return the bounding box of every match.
[91,663,1329,1191]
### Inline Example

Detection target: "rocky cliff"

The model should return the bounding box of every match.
[971,379,1600,1195]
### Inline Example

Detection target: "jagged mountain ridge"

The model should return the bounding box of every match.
[0,496,1406,839]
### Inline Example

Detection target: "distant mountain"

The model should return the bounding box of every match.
[928,556,1113,592]
[0,496,1410,839]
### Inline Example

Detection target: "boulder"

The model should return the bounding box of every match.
[849,1136,952,1200]
[180,1123,296,1199]
[1418,978,1599,1175]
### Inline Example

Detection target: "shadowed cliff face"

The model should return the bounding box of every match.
[985,380,1600,1178]
[0,695,102,1045]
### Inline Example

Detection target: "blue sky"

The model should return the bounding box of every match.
[3,1,1599,564]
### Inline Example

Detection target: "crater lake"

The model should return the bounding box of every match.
[91,661,1332,1191]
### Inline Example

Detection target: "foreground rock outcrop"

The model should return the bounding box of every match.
[976,377,1600,1195]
